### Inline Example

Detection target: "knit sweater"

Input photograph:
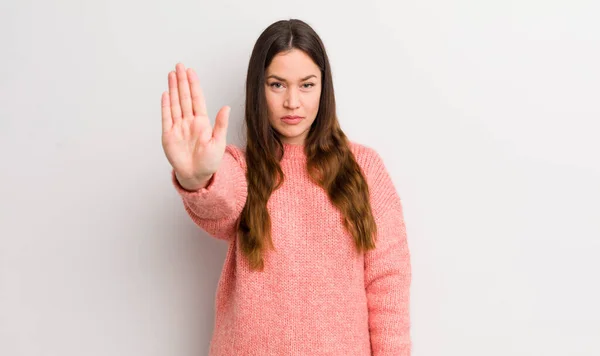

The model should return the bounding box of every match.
[171,141,411,356]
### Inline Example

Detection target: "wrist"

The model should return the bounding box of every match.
[175,172,214,191]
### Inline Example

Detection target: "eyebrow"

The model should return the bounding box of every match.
[266,74,317,82]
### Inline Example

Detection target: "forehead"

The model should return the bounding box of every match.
[266,49,320,79]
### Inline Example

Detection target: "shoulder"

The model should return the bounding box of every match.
[348,140,402,214]
[224,144,247,170]
[225,143,245,155]
[347,141,387,176]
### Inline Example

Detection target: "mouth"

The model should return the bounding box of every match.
[281,116,304,125]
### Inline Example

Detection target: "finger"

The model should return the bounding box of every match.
[176,63,193,118]
[187,68,207,117]
[212,106,230,142]
[168,71,182,121]
[161,91,173,133]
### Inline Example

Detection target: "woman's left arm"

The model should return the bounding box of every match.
[363,148,412,356]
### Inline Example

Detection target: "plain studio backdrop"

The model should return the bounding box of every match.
[1,0,599,355]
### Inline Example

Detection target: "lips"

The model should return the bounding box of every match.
[281,115,304,125]
[281,115,303,120]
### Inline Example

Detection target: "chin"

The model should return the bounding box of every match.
[280,128,307,139]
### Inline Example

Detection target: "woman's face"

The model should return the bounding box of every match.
[264,49,322,145]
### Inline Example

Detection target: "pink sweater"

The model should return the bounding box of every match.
[171,142,411,355]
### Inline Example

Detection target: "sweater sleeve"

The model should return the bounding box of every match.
[171,144,248,242]
[364,148,412,356]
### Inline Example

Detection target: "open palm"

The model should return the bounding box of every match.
[161,63,230,182]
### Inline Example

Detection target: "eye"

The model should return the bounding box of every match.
[303,83,315,88]
[269,82,283,89]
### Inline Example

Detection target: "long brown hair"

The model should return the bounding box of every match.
[238,19,377,271]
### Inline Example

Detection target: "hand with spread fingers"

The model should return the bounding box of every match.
[161,63,231,190]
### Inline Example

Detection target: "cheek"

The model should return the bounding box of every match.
[265,92,278,113]
[307,92,321,113]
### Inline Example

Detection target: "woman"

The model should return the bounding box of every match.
[161,18,411,356]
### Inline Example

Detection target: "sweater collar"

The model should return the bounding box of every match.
[282,142,306,161]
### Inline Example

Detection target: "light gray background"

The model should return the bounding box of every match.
[1,1,599,355]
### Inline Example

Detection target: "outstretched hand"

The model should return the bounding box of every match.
[161,63,230,184]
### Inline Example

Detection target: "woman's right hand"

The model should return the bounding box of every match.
[161,63,230,189]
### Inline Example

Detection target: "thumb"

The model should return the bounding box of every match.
[212,105,230,142]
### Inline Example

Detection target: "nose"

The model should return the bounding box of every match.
[284,88,300,109]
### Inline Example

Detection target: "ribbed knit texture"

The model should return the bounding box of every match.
[171,141,411,356]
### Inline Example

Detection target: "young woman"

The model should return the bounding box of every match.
[161,18,411,356]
